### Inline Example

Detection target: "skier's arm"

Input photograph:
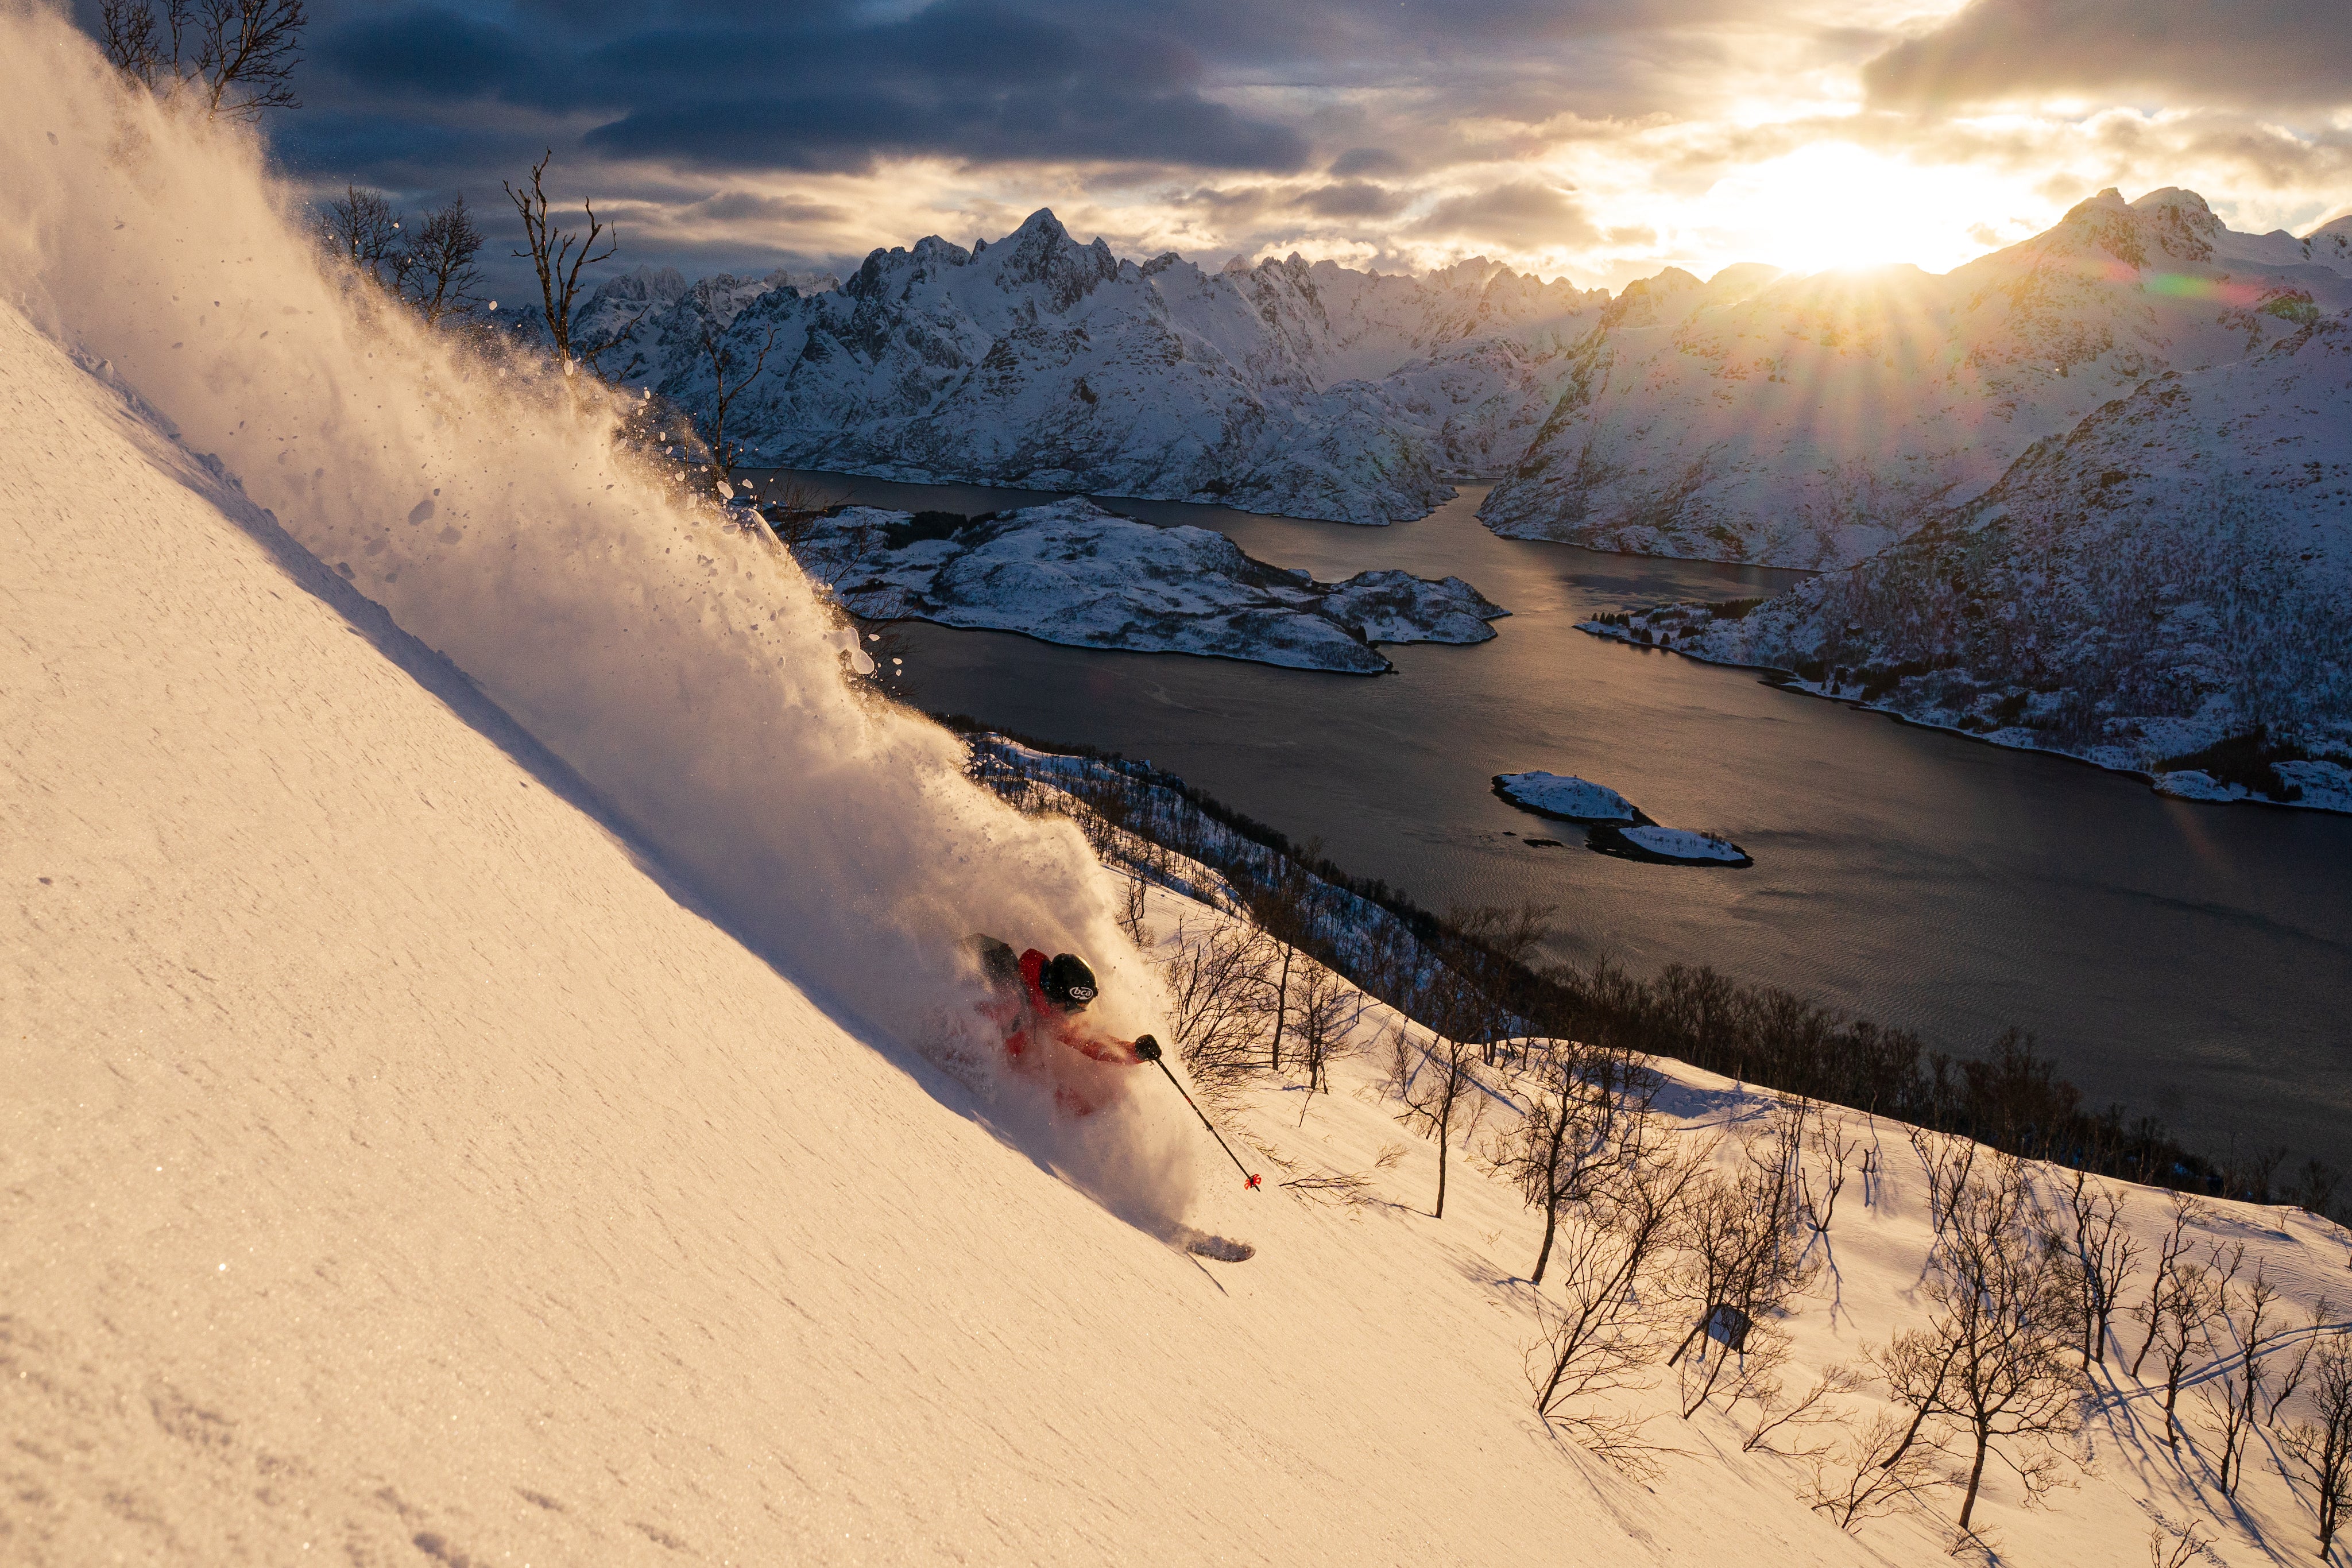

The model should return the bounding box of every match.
[1060,1029,1159,1066]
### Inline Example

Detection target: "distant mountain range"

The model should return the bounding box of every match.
[543,191,2352,789]
[555,188,2351,566]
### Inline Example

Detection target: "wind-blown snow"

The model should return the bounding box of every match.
[794,498,1506,672]
[0,8,1150,1065]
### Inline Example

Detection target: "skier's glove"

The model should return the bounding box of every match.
[1132,1034,1162,1063]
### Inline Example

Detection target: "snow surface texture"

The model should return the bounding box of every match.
[1483,188,2352,568]
[541,211,1604,524]
[10,20,2352,1563]
[1492,771,1642,822]
[1578,308,2352,806]
[792,498,1507,672]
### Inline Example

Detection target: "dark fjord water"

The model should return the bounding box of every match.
[749,471,2352,1169]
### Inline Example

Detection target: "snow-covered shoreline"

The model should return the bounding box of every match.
[788,497,1508,674]
[1577,620,2352,815]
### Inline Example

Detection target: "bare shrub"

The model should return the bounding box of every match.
[2044,1167,2141,1367]
[2279,1325,2352,1558]
[1529,1137,1711,1473]
[100,0,306,120]
[1668,1103,1821,1419]
[1805,1408,1943,1532]
[1491,1039,1656,1285]
[1159,916,1272,1095]
[1874,1155,2083,1534]
[1389,1025,1486,1219]
[505,149,639,379]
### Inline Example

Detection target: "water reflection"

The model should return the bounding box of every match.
[746,469,2352,1167]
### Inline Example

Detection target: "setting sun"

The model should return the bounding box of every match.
[1692,142,2048,276]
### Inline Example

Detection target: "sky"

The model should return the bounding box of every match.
[97,0,2352,294]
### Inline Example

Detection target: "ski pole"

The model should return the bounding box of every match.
[1149,1051,1262,1191]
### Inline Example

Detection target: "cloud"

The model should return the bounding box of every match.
[1863,0,2352,112]
[1297,181,1405,218]
[1328,147,1409,177]
[1412,181,1600,247]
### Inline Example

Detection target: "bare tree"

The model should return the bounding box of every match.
[695,317,782,488]
[2129,1193,2206,1377]
[1529,1135,1711,1473]
[1798,1107,1856,1253]
[1493,1039,1653,1285]
[505,150,637,378]
[2206,1245,2281,1499]
[2137,1251,2216,1451]
[1873,1156,2082,1534]
[1390,1021,1484,1220]
[2279,1325,2352,1558]
[1805,1408,1943,1532]
[1245,864,1316,1075]
[1158,916,1272,1094]
[1668,1103,1819,1418]
[2146,1520,2210,1568]
[322,184,408,289]
[100,0,306,120]
[1287,957,1362,1114]
[404,197,486,326]
[2045,1167,2141,1368]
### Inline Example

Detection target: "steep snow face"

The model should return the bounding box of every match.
[1483,188,2352,567]
[791,498,1505,672]
[0,10,1140,1056]
[1583,317,2352,792]
[577,211,1603,523]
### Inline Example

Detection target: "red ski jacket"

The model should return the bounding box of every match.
[1003,948,1148,1067]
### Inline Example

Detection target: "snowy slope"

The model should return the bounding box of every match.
[1483,188,2352,567]
[793,498,1506,672]
[577,213,1601,524]
[12,304,2346,1563]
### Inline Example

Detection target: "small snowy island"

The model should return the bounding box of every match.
[1492,771,1641,823]
[784,498,1507,674]
[1591,824,1755,868]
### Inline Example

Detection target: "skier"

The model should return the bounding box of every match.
[968,934,1159,1116]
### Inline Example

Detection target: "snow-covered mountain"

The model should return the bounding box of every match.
[1578,312,2352,805]
[1482,189,2352,567]
[572,210,1601,522]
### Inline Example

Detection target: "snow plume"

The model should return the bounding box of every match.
[0,3,1190,1220]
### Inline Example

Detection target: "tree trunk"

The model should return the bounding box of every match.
[1430,1124,1449,1222]
[1271,942,1291,1073]
[1532,1197,1560,1286]
[1958,1427,1991,1531]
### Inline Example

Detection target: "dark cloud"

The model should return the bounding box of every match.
[690,191,849,225]
[317,7,549,103]
[1863,0,2352,111]
[1413,181,1600,247]
[1328,147,1409,177]
[1297,181,1406,218]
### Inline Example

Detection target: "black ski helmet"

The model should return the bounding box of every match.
[1042,953,1097,1012]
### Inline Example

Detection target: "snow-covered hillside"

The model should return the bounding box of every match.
[9,13,2352,1554]
[566,211,1601,524]
[792,498,1507,672]
[1483,188,2352,567]
[1577,312,2352,806]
